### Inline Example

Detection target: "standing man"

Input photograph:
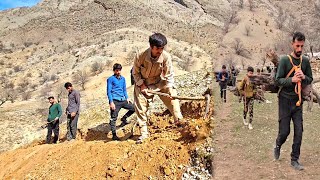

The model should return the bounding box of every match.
[64,82,80,141]
[218,65,229,102]
[132,33,184,144]
[107,63,135,141]
[274,32,313,170]
[231,66,238,87]
[46,96,62,144]
[238,67,256,130]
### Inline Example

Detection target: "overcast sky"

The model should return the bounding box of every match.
[0,0,40,10]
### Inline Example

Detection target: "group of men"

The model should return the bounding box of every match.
[45,82,80,144]
[216,32,313,171]
[45,31,313,171]
[45,33,184,145]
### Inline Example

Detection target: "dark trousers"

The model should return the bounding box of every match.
[219,83,227,102]
[110,100,135,134]
[67,113,79,140]
[276,95,303,161]
[243,97,254,123]
[232,77,237,87]
[46,120,59,144]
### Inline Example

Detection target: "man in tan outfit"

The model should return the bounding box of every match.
[133,33,183,144]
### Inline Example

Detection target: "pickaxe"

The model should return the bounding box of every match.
[146,89,211,118]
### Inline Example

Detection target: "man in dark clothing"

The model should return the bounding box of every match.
[231,66,239,87]
[64,82,80,141]
[218,65,229,102]
[274,32,313,170]
[130,67,135,85]
[107,63,135,140]
[46,96,62,144]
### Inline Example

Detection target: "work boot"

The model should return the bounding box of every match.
[112,132,120,141]
[243,117,248,126]
[136,135,148,144]
[274,145,281,160]
[174,119,188,127]
[291,160,304,170]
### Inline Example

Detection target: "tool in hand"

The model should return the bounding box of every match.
[146,89,211,118]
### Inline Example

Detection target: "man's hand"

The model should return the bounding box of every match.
[140,84,148,95]
[221,75,225,81]
[295,69,305,80]
[292,75,301,83]
[71,112,76,117]
[54,117,59,123]
[110,102,116,110]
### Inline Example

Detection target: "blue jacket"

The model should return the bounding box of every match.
[107,75,128,103]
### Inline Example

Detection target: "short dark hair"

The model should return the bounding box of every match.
[222,65,226,69]
[113,63,122,71]
[292,32,305,42]
[247,66,254,72]
[64,82,72,89]
[47,96,54,100]
[149,33,167,47]
[257,68,261,73]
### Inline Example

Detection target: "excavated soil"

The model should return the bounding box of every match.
[0,101,213,179]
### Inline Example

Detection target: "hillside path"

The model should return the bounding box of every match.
[212,84,320,180]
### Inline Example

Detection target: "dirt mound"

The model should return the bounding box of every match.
[0,102,213,179]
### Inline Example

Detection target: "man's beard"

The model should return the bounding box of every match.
[294,50,302,57]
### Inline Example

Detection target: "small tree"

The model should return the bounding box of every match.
[239,0,244,8]
[275,7,287,29]
[21,91,32,101]
[232,38,245,55]
[232,38,251,58]
[50,74,59,81]
[91,62,104,74]
[223,21,230,34]
[229,11,237,24]
[265,19,269,26]
[13,65,22,72]
[286,18,301,36]
[248,0,255,11]
[73,70,89,90]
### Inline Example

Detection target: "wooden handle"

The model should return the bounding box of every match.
[147,90,206,100]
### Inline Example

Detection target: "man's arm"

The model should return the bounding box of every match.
[161,54,175,88]
[238,78,245,94]
[53,104,62,121]
[132,53,144,87]
[302,60,313,85]
[107,78,113,103]
[123,78,129,99]
[225,72,229,81]
[217,72,222,81]
[75,91,80,113]
[275,57,293,87]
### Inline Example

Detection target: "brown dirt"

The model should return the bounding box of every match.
[0,101,212,179]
